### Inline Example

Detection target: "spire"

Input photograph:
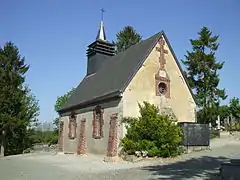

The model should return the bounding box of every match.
[86,8,115,75]
[96,8,106,41]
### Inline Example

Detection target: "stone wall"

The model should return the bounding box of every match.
[60,98,123,155]
[122,35,196,138]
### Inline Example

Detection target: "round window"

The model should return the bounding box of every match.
[158,82,167,95]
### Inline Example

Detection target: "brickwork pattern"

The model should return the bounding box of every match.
[92,111,97,137]
[107,113,118,157]
[100,109,104,138]
[77,119,87,155]
[58,121,64,152]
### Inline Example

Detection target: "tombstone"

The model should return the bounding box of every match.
[0,131,5,157]
[216,115,221,130]
[209,122,212,130]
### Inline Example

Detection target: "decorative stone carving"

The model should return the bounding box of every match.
[155,37,170,98]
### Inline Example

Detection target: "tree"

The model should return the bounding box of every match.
[229,97,240,119]
[114,26,142,53]
[182,27,227,124]
[121,102,183,157]
[218,105,230,124]
[0,42,40,155]
[52,88,76,139]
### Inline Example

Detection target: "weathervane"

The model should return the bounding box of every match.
[101,8,105,21]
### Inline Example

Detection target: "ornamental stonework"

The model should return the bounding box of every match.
[155,37,170,98]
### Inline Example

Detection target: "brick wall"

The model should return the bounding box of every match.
[77,119,86,155]
[107,113,118,157]
[58,121,64,152]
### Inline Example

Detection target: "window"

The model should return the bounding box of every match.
[92,106,104,138]
[68,113,77,139]
[158,82,167,95]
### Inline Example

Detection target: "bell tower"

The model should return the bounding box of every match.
[86,9,115,76]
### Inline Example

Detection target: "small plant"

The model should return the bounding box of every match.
[121,102,183,158]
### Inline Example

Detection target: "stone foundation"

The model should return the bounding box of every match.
[184,146,210,153]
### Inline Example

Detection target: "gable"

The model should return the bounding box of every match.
[122,33,196,122]
[163,34,196,103]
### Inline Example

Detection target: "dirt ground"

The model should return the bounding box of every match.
[0,133,239,180]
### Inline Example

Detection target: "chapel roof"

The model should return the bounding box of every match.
[58,31,195,113]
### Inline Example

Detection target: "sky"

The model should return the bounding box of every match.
[0,0,239,122]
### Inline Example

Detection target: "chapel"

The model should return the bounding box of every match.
[57,19,196,157]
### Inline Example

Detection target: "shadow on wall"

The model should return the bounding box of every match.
[142,156,228,180]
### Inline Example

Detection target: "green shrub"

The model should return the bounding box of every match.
[147,146,160,157]
[121,101,183,158]
[121,138,139,155]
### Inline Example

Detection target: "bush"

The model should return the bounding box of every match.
[121,102,183,158]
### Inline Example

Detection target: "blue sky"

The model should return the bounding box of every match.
[0,0,239,122]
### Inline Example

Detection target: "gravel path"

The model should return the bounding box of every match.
[0,134,239,180]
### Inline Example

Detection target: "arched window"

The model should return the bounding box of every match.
[92,106,104,139]
[68,112,77,139]
[158,82,167,95]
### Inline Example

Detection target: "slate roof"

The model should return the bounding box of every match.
[58,31,195,113]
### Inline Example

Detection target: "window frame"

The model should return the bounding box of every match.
[68,112,77,139]
[92,106,104,139]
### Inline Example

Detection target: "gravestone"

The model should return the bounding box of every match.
[0,131,5,157]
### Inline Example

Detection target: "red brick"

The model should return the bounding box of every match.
[77,119,86,155]
[58,121,64,152]
[107,113,118,157]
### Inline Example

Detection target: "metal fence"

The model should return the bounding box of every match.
[179,122,210,146]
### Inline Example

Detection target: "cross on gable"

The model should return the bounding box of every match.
[156,38,168,68]
[156,47,168,54]
[156,38,168,54]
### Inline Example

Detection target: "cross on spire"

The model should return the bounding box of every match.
[101,8,105,21]
[96,8,106,41]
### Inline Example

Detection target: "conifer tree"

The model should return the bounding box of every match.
[0,42,39,155]
[114,26,142,53]
[182,27,227,123]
